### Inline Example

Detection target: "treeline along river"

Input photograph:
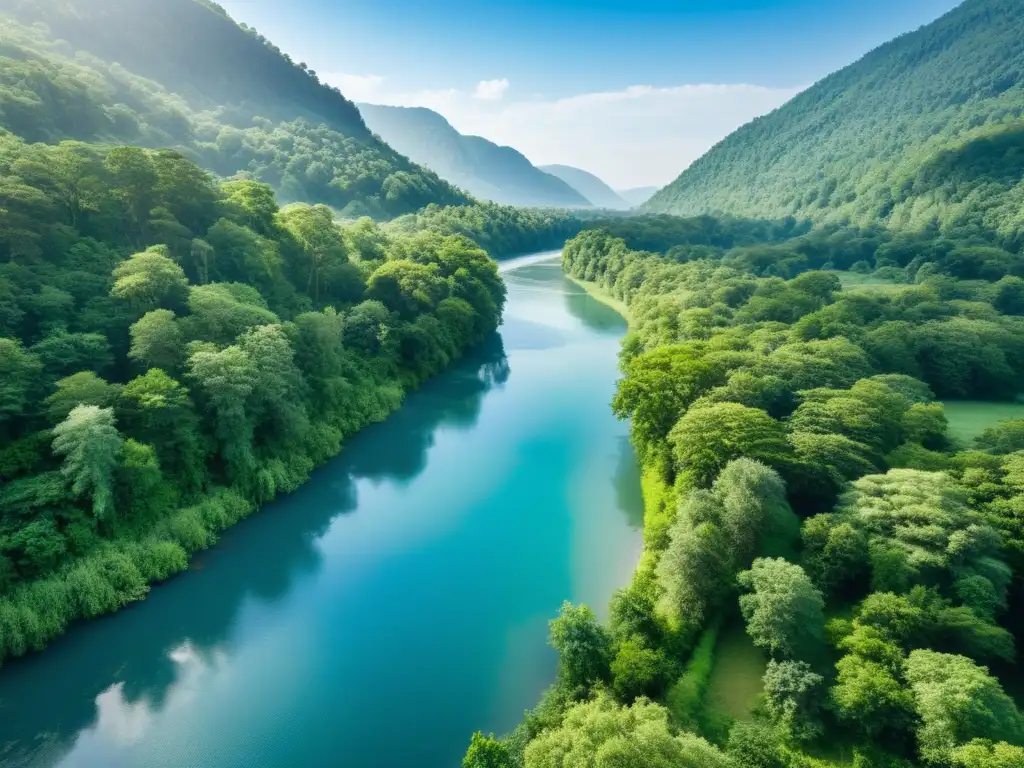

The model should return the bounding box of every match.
[0,253,644,768]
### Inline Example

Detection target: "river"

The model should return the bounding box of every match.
[0,252,644,768]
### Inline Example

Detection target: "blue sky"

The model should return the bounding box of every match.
[221,0,963,187]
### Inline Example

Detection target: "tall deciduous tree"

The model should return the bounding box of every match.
[52,405,124,520]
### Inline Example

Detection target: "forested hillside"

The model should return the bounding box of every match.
[469,219,1024,767]
[539,165,630,210]
[644,0,1024,250]
[0,0,470,217]
[358,104,590,208]
[0,135,505,661]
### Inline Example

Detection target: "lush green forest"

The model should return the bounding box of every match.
[358,105,591,209]
[0,0,471,217]
[466,220,1024,767]
[0,134,505,661]
[538,165,629,210]
[644,0,1024,252]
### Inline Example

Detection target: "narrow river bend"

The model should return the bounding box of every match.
[0,253,644,768]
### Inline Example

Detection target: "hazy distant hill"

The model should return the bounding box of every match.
[539,165,630,210]
[616,187,660,207]
[0,0,470,217]
[358,104,591,208]
[644,0,1024,246]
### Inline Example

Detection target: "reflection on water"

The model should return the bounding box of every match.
[0,252,643,768]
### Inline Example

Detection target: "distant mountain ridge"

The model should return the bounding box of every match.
[358,103,591,208]
[616,187,660,207]
[643,0,1024,247]
[0,0,470,217]
[539,165,630,210]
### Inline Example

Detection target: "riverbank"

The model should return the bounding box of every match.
[0,252,645,768]
[565,274,632,322]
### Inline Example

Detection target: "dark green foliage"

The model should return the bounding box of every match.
[0,1,470,218]
[0,142,504,663]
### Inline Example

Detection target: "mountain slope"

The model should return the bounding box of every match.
[539,165,630,209]
[616,187,660,207]
[0,0,470,217]
[358,103,591,208]
[644,0,1024,247]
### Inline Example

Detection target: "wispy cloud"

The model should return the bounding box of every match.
[325,73,803,188]
[473,78,510,101]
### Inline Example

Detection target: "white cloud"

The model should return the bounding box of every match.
[328,73,803,188]
[321,72,386,102]
[473,78,510,101]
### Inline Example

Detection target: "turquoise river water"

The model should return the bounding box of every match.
[0,252,644,768]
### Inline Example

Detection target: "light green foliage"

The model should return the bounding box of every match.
[52,405,124,520]
[548,602,612,692]
[611,638,672,703]
[904,650,1024,764]
[128,309,186,372]
[657,459,799,628]
[187,344,257,482]
[830,470,1010,599]
[523,694,735,768]
[668,403,793,488]
[831,626,915,739]
[463,732,512,768]
[43,372,119,423]
[111,246,190,311]
[949,740,1024,768]
[975,419,1024,455]
[657,510,733,627]
[738,559,825,662]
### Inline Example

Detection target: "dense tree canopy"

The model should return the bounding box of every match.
[0,142,505,662]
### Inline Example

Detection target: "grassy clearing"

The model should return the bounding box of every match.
[667,623,720,729]
[701,623,767,725]
[565,274,632,321]
[942,400,1024,447]
[835,271,907,293]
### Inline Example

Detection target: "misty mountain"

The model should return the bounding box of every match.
[358,104,591,208]
[539,165,630,210]
[616,187,660,207]
[0,0,470,217]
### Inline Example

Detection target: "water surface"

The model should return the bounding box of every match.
[0,253,643,768]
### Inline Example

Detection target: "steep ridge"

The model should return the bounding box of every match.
[0,0,470,217]
[644,0,1024,248]
[540,164,630,210]
[358,103,591,208]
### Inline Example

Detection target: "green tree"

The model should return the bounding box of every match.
[52,405,124,520]
[186,345,257,481]
[548,602,612,691]
[524,694,735,768]
[110,246,190,311]
[762,660,824,741]
[463,732,511,768]
[0,338,42,423]
[129,309,186,372]
[44,372,120,423]
[904,650,1024,764]
[669,402,793,488]
[738,558,825,661]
